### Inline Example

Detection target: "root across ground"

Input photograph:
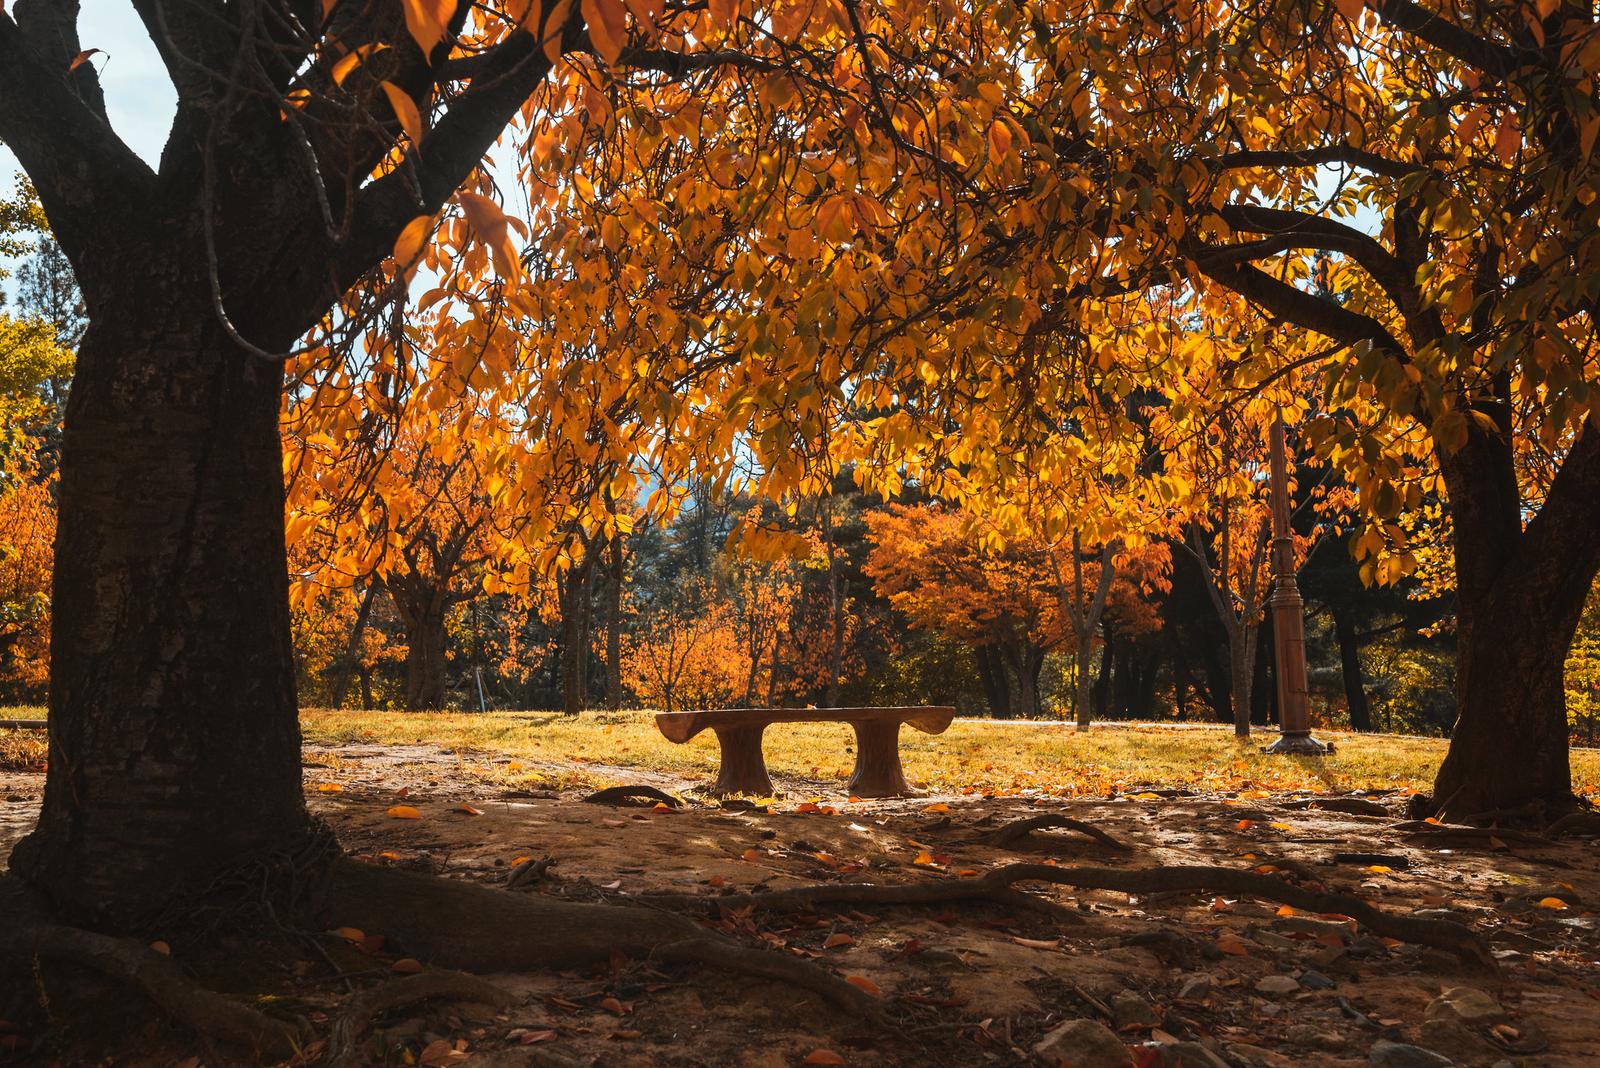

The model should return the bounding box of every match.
[1,736,1599,1067]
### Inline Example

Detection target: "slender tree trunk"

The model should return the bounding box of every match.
[1093,629,1114,719]
[1228,623,1257,738]
[1073,631,1095,728]
[824,504,843,708]
[606,535,623,711]
[10,305,317,925]
[1253,621,1275,726]
[330,581,379,710]
[559,561,592,716]
[1332,605,1372,731]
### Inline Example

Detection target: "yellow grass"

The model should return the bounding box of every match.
[299,708,1600,799]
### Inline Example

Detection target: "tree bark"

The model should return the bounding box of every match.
[1332,604,1372,731]
[605,535,624,711]
[1228,624,1258,738]
[1073,632,1095,728]
[403,607,448,711]
[8,301,317,925]
[1428,425,1600,817]
[974,644,1010,718]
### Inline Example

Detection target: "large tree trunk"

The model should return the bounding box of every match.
[8,303,317,926]
[1428,425,1600,817]
[402,606,448,711]
[1332,605,1372,731]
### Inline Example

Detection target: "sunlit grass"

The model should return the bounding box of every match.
[299,708,1600,799]
[0,704,47,770]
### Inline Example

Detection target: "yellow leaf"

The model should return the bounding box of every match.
[380,82,423,147]
[331,44,387,86]
[387,804,423,819]
[456,191,522,280]
[317,782,343,793]
[923,802,951,813]
[988,118,1012,161]
[1366,865,1393,874]
[912,850,935,866]
[393,214,432,270]
[581,0,627,64]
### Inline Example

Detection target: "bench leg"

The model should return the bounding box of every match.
[707,725,774,797]
[847,721,916,798]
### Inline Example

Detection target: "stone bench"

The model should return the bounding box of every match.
[654,706,956,798]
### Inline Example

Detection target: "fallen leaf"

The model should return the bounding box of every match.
[149,940,171,955]
[803,1051,847,1065]
[741,848,760,861]
[317,782,344,793]
[1216,933,1250,957]
[518,1030,558,1044]
[455,803,484,816]
[824,933,855,949]
[387,804,422,820]
[1236,819,1254,831]
[924,803,951,813]
[391,958,424,974]
[68,48,101,72]
[1009,936,1058,950]
[1536,897,1569,910]
[912,850,935,866]
[844,975,882,995]
[332,927,365,942]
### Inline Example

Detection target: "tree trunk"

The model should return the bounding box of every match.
[330,581,379,710]
[974,644,1010,718]
[1073,631,1095,728]
[401,602,448,711]
[1228,624,1257,738]
[606,535,624,711]
[1428,424,1600,818]
[9,305,317,926]
[559,560,592,716]
[1254,621,1276,727]
[1332,605,1372,731]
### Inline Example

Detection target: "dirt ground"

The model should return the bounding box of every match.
[2,739,1598,1068]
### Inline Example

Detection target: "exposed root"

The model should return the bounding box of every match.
[635,862,1492,969]
[321,860,894,1021]
[987,814,1131,850]
[1545,812,1600,838]
[328,970,516,1067]
[1388,820,1553,847]
[1280,796,1391,817]
[506,855,556,889]
[654,938,888,1022]
[583,785,682,807]
[0,895,304,1059]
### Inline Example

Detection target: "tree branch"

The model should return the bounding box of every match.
[1371,0,1522,78]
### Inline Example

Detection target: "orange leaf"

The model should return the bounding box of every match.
[400,0,456,55]
[1494,112,1521,164]
[379,81,423,147]
[68,49,101,73]
[741,848,760,861]
[1535,896,1568,910]
[823,933,855,949]
[456,191,522,279]
[391,957,424,974]
[333,926,365,942]
[1216,933,1249,957]
[317,782,344,793]
[1236,819,1254,831]
[923,802,951,813]
[912,850,935,866]
[580,0,627,64]
[149,940,171,955]
[386,804,422,819]
[598,996,629,1015]
[1333,0,1362,19]
[844,975,882,995]
[803,1051,846,1066]
[533,0,573,62]
[455,803,484,815]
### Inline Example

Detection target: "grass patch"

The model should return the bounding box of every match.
[300,708,1600,799]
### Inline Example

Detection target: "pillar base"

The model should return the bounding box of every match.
[1263,731,1332,756]
[847,720,919,798]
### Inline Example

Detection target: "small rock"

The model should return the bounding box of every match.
[1111,991,1161,1028]
[1156,1041,1233,1067]
[1177,975,1215,1001]
[1369,1040,1454,1068]
[1284,1024,1347,1052]
[1032,1018,1134,1067]
[1424,987,1506,1027]
[1254,931,1300,951]
[1417,1018,1492,1062]
[1297,970,1335,990]
[1255,975,1301,996]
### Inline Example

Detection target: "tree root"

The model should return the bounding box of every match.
[1281,796,1391,817]
[987,814,1132,850]
[1545,811,1600,838]
[1388,820,1553,847]
[320,860,894,1019]
[583,785,682,807]
[328,969,517,1067]
[654,938,887,1022]
[0,886,305,1059]
[635,862,1492,969]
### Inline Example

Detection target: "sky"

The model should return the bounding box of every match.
[1,0,175,182]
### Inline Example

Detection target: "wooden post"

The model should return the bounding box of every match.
[847,720,915,798]
[1265,411,1330,756]
[707,724,774,797]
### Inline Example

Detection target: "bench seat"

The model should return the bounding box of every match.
[654,706,955,798]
